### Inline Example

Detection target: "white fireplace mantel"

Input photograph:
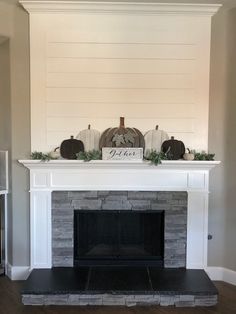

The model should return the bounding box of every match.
[19,159,220,272]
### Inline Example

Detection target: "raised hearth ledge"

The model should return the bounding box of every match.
[19,159,220,272]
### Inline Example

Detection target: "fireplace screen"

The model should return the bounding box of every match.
[74,210,164,266]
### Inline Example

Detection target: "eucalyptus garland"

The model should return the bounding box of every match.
[194,152,215,161]
[76,150,102,162]
[30,151,55,162]
[144,150,169,165]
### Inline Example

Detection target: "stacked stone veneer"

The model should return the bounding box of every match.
[22,293,217,307]
[52,191,187,268]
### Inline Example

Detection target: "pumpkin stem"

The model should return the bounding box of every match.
[70,135,74,139]
[171,136,174,140]
[88,124,91,130]
[155,125,159,130]
[119,117,125,128]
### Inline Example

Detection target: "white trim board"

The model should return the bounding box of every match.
[6,263,31,281]
[20,1,221,15]
[207,267,236,286]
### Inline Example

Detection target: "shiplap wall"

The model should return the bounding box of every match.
[28,4,215,152]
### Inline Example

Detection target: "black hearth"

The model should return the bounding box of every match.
[74,210,164,266]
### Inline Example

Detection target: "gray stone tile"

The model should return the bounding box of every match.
[171,192,187,200]
[128,191,157,200]
[151,202,171,210]
[68,191,98,199]
[102,294,126,306]
[102,200,132,210]
[129,200,151,210]
[52,257,73,267]
[97,191,110,197]
[175,301,195,307]
[22,295,45,305]
[157,192,173,200]
[52,191,69,201]
[72,199,102,210]
[134,294,155,305]
[109,191,128,196]
[67,294,80,305]
[160,295,175,306]
[45,294,69,305]
[194,295,218,306]
[105,195,128,201]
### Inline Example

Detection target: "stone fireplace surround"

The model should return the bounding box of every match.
[52,190,187,268]
[19,160,220,307]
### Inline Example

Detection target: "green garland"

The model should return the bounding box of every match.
[76,150,102,162]
[30,151,57,162]
[30,149,215,164]
[144,150,169,165]
[194,152,215,161]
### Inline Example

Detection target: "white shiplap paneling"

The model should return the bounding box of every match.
[27,5,214,152]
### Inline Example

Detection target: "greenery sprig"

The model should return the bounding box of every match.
[144,150,169,165]
[194,152,215,161]
[76,150,102,162]
[30,151,54,162]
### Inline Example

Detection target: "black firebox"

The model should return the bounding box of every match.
[74,210,164,267]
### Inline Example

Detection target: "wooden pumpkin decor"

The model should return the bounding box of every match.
[60,135,84,159]
[144,125,169,156]
[161,136,185,160]
[76,124,100,152]
[99,117,145,149]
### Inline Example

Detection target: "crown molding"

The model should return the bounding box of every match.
[19,1,221,16]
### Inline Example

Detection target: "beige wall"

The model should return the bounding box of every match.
[0,39,13,264]
[10,3,30,266]
[222,8,236,271]
[0,40,11,152]
[208,7,236,272]
[0,2,13,38]
[0,1,30,266]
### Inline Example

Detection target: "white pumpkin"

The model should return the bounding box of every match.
[49,147,60,159]
[144,125,169,156]
[76,124,100,152]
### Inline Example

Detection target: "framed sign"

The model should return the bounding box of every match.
[102,147,143,161]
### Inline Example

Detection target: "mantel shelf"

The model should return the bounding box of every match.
[19,159,220,171]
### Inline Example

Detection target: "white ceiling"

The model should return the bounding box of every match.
[1,0,236,9]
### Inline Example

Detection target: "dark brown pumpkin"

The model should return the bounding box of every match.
[161,136,185,160]
[60,136,84,159]
[99,117,145,149]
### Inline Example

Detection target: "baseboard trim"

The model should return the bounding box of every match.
[206,267,236,286]
[6,263,31,280]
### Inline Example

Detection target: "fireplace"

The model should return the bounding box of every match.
[19,159,219,306]
[52,190,187,268]
[18,159,220,272]
[74,210,164,267]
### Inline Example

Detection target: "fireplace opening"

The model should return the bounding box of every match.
[74,210,164,267]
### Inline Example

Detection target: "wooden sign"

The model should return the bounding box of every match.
[102,147,143,161]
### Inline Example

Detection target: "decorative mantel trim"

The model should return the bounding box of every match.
[19,159,220,170]
[19,159,219,271]
[19,1,221,16]
[19,160,220,192]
